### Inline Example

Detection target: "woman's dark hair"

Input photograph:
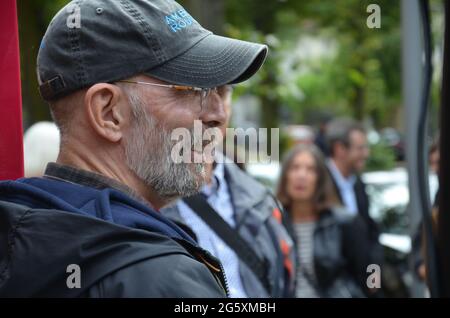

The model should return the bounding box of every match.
[276,143,337,215]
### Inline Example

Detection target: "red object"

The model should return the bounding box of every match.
[0,0,24,180]
[272,207,282,224]
[280,239,293,279]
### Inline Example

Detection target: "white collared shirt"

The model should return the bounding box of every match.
[177,161,248,298]
[327,159,358,215]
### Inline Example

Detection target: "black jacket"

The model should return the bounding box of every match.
[0,201,227,297]
[327,169,383,261]
[290,208,372,298]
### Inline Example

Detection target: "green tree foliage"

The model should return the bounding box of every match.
[18,0,70,128]
[223,0,403,129]
[18,0,443,137]
[366,141,397,171]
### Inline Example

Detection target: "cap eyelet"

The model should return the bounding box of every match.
[96,8,104,15]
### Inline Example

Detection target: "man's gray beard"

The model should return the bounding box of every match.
[124,94,205,203]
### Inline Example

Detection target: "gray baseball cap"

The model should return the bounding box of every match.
[37,0,268,101]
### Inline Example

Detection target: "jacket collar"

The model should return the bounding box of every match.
[327,159,357,189]
[223,159,272,224]
[44,162,145,203]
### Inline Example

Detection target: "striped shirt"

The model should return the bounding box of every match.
[294,221,320,298]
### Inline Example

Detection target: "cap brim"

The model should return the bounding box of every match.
[144,34,268,88]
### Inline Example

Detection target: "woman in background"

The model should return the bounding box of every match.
[277,144,371,298]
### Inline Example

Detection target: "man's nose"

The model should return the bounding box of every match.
[199,91,227,128]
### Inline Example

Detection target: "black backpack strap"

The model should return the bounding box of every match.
[183,194,271,294]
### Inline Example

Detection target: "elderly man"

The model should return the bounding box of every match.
[0,0,267,297]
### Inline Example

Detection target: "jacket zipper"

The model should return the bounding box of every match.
[197,251,230,297]
[217,258,230,297]
[173,237,230,296]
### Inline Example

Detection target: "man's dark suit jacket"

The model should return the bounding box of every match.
[327,167,383,265]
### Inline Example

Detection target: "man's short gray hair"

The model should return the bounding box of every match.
[325,118,366,156]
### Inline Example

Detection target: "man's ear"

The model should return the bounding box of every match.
[84,83,128,143]
[334,142,348,158]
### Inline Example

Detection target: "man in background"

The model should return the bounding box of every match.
[325,118,383,294]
